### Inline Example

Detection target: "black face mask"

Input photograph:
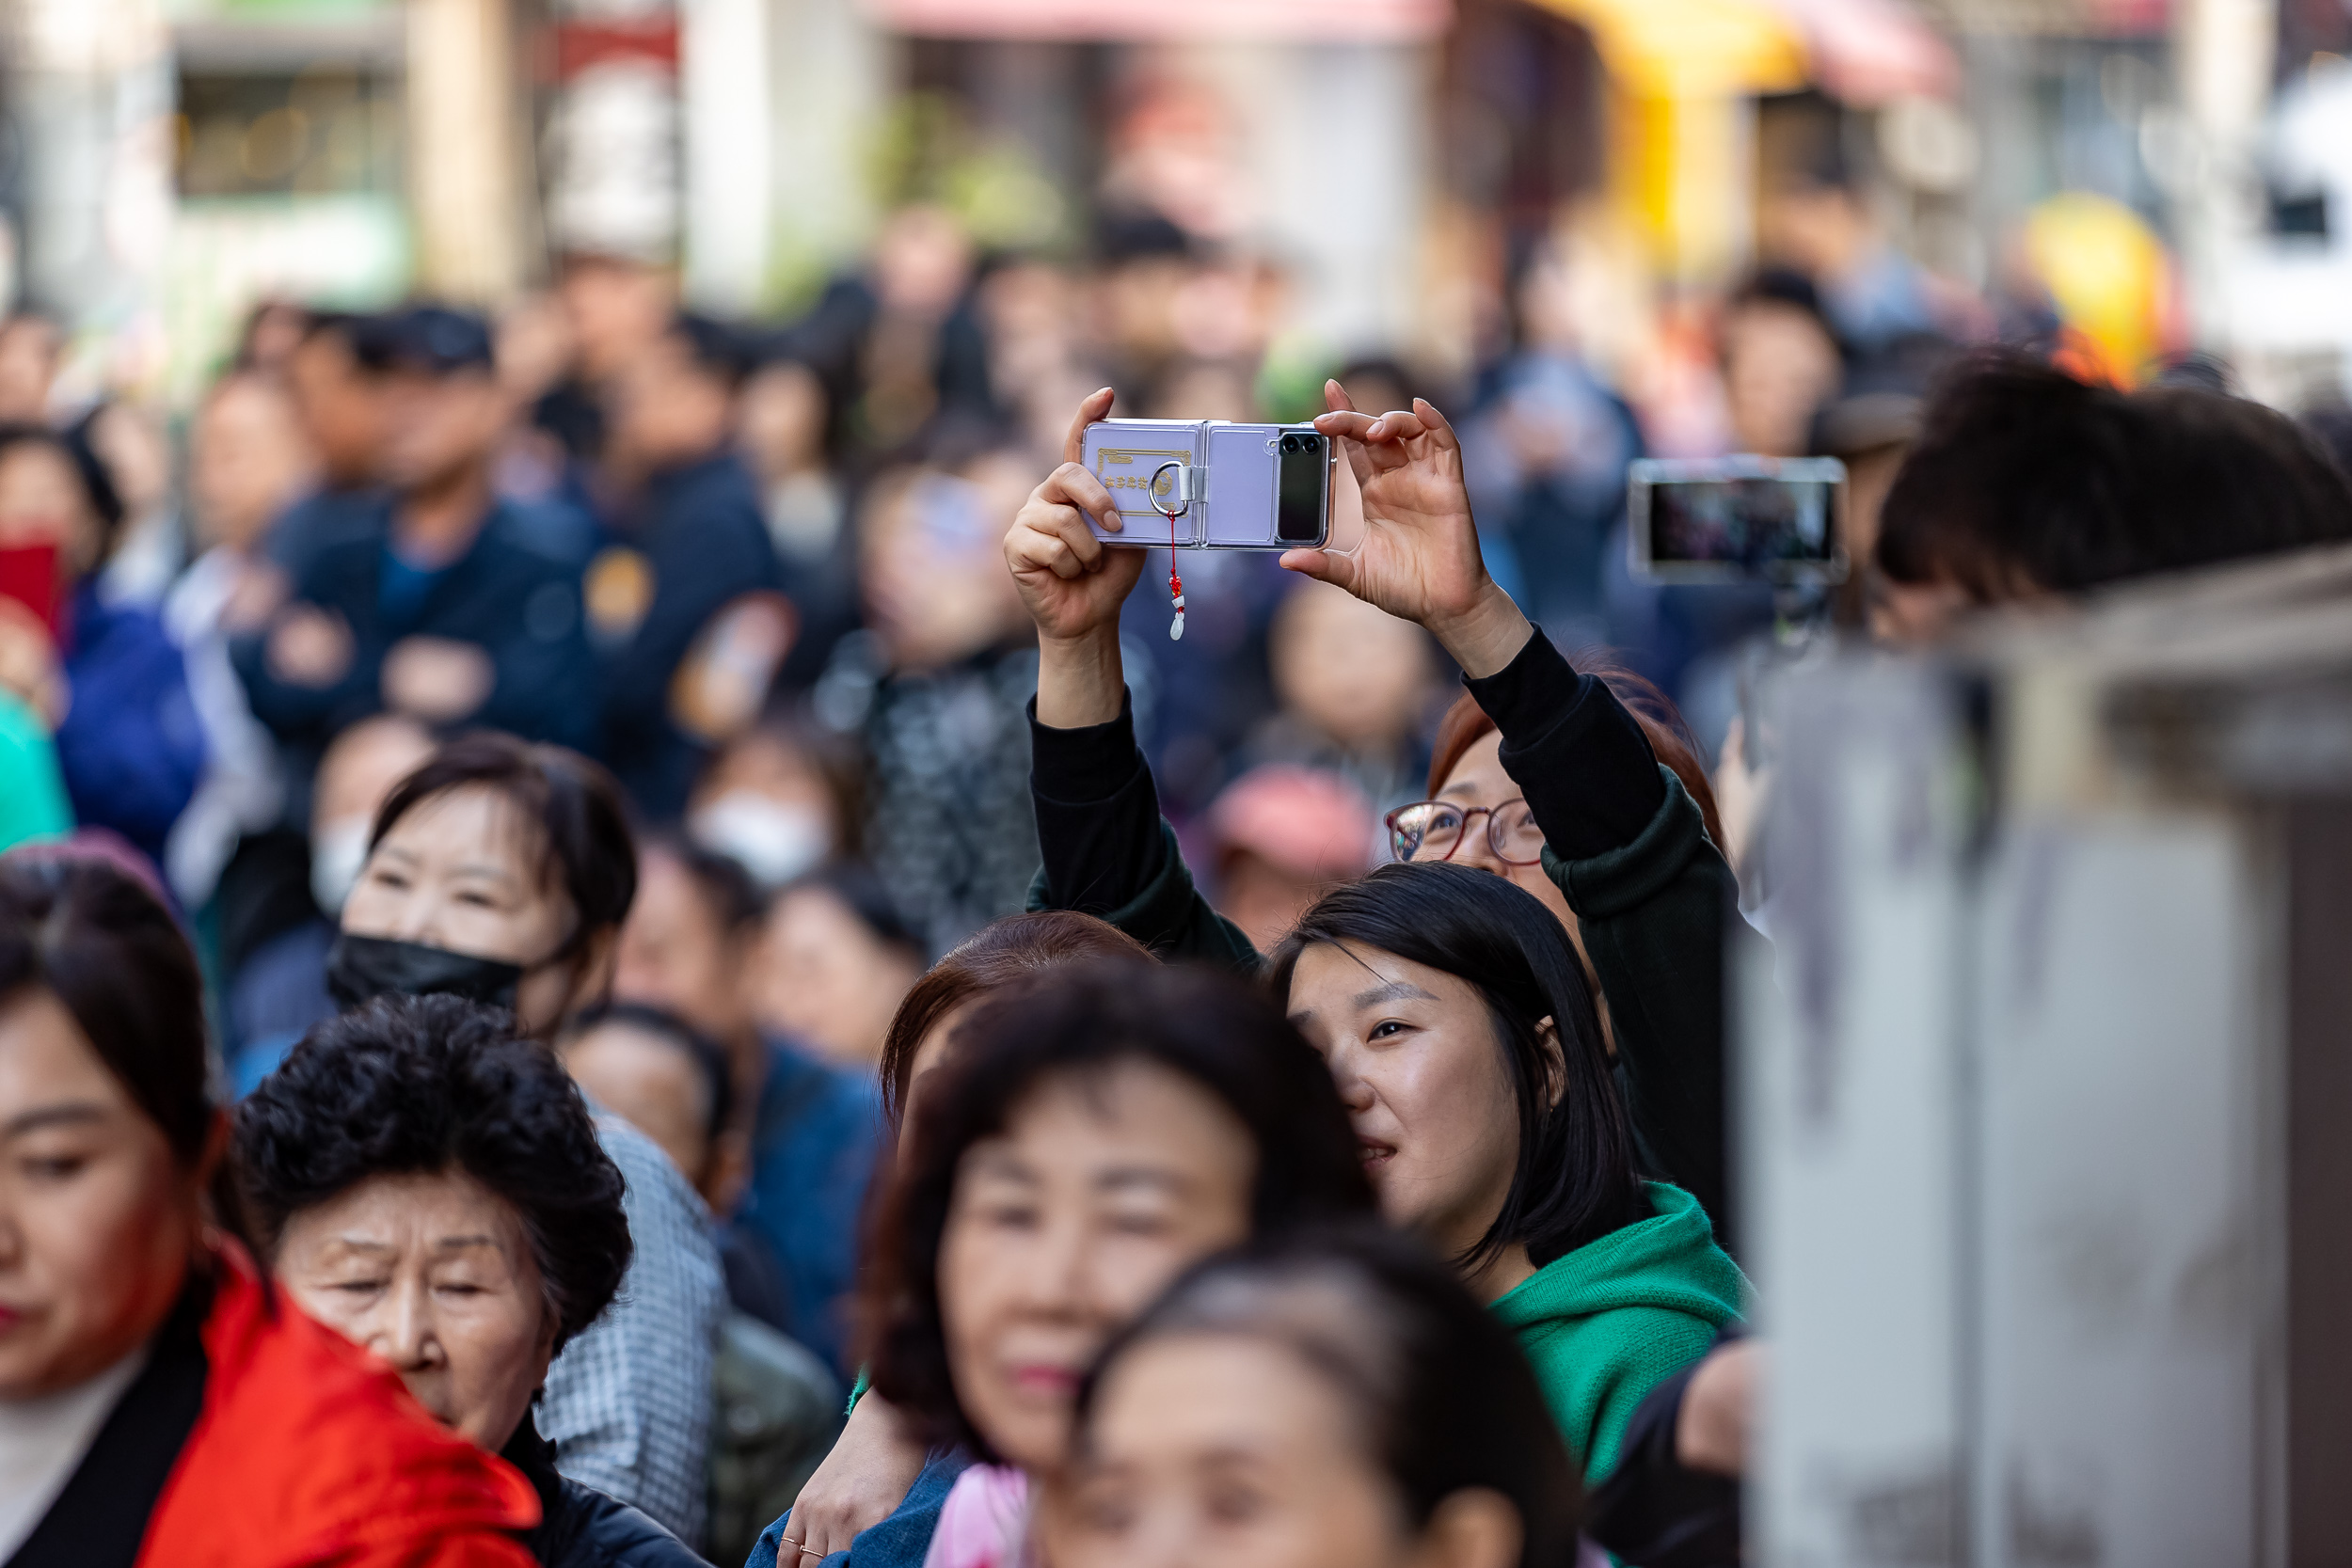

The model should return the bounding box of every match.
[326,932,526,1012]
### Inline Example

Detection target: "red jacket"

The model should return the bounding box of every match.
[135,1245,542,1568]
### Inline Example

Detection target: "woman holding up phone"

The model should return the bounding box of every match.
[1007,386,1740,1256]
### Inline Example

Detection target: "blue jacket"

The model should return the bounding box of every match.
[231,494,599,759]
[596,451,783,819]
[733,1039,884,1377]
[55,585,207,866]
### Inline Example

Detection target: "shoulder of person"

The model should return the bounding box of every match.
[548,1479,708,1568]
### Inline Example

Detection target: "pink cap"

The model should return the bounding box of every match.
[1208,765,1377,883]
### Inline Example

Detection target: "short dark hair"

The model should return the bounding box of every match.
[565,999,734,1141]
[863,959,1375,1458]
[1073,1227,1584,1567]
[1267,863,1645,1272]
[237,993,631,1354]
[1878,350,2352,600]
[0,853,210,1166]
[373,732,638,946]
[875,911,1153,1126]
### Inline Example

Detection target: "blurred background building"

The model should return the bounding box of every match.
[1,0,2347,409]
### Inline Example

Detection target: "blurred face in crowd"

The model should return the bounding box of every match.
[938,1060,1255,1472]
[194,374,317,555]
[738,359,830,483]
[873,206,974,320]
[1271,584,1433,755]
[558,257,675,385]
[613,846,755,1050]
[689,728,841,892]
[1283,945,1529,1276]
[379,367,507,496]
[0,439,101,578]
[561,1017,716,1196]
[858,458,1029,671]
[607,331,733,476]
[308,715,437,918]
[754,884,923,1070]
[1721,300,1841,459]
[1049,1332,1512,1568]
[274,1170,555,1450]
[286,328,386,487]
[0,317,59,424]
[341,784,601,1037]
[0,989,209,1400]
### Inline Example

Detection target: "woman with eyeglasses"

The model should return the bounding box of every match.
[1006,387,1737,1253]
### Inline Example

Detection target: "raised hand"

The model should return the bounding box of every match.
[1281,380,1532,679]
[1007,388,1147,727]
[1004,388,1147,648]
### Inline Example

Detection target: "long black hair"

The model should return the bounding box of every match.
[1070,1226,1583,1568]
[1266,862,1643,1270]
[863,958,1375,1460]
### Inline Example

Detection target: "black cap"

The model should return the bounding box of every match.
[384,305,495,375]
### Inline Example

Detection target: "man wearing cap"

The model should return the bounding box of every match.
[232,306,600,773]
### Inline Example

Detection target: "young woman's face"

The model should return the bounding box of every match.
[935,1060,1256,1472]
[1047,1333,1420,1568]
[274,1168,556,1452]
[0,990,204,1400]
[340,784,584,1035]
[1284,943,1520,1269]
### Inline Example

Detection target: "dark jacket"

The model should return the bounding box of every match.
[1025,627,1740,1253]
[733,1039,885,1375]
[595,451,784,819]
[54,583,208,865]
[230,494,599,762]
[503,1416,705,1568]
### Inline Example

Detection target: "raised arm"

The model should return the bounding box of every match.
[1009,392,1255,966]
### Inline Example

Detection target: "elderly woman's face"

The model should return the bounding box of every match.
[0,990,204,1400]
[937,1060,1255,1472]
[341,784,580,1035]
[274,1169,555,1450]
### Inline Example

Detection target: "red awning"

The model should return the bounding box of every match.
[860,0,1452,44]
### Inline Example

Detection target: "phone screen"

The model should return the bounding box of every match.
[1276,433,1327,545]
[1629,458,1846,583]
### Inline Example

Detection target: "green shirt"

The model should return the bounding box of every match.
[0,691,72,852]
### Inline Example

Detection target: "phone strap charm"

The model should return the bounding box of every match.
[1150,460,1187,641]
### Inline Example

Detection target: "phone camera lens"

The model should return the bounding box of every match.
[1279,436,1298,452]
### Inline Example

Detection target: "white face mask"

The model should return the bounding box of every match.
[310,816,374,916]
[690,792,832,889]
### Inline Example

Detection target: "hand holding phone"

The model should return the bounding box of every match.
[1006,388,1147,642]
[1287,384,1530,680]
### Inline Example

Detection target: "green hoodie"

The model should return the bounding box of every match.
[1489,1182,1745,1480]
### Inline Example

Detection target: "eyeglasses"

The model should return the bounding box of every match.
[1384,799,1545,866]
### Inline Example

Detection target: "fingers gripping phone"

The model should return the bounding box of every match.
[1081,420,1335,549]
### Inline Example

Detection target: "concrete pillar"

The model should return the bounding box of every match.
[406,0,529,302]
[680,0,771,313]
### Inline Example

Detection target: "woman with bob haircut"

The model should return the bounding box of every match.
[1043,1227,1587,1568]
[772,910,1155,1567]
[316,730,725,1547]
[776,958,1375,1568]
[1267,862,1742,1478]
[237,994,704,1568]
[0,852,539,1568]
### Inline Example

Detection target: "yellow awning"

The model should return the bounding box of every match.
[1527,0,1808,97]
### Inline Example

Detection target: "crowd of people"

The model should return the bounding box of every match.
[5,170,2352,1568]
